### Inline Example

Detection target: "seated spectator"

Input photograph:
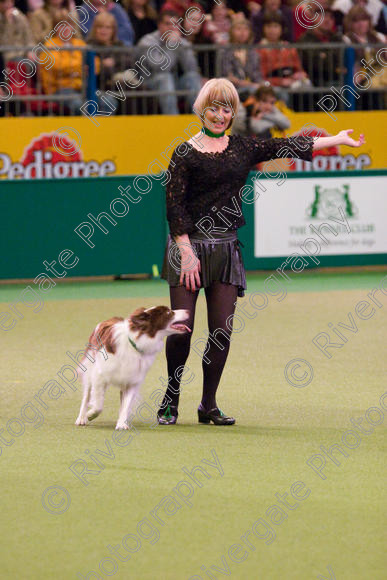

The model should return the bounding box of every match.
[258,13,309,101]
[81,0,135,46]
[343,5,386,88]
[292,0,333,40]
[332,0,384,30]
[182,6,216,79]
[298,7,341,42]
[220,18,263,98]
[0,0,34,62]
[232,84,290,138]
[124,0,157,43]
[160,0,202,19]
[244,0,263,17]
[202,1,233,45]
[298,8,344,86]
[87,12,130,113]
[29,0,81,44]
[40,9,88,114]
[182,5,206,40]
[343,4,385,44]
[251,0,294,42]
[136,10,202,114]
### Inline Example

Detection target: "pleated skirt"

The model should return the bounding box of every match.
[161,231,247,297]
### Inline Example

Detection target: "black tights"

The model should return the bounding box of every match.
[161,282,239,411]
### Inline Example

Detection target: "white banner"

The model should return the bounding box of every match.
[254,175,387,257]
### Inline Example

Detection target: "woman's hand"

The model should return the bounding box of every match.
[173,235,201,292]
[313,130,366,151]
[179,245,201,292]
[337,129,366,147]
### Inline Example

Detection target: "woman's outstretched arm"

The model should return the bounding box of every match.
[313,129,365,151]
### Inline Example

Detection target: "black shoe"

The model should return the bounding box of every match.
[157,405,178,425]
[197,404,235,425]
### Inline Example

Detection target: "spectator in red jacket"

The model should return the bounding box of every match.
[258,13,309,101]
[293,0,333,40]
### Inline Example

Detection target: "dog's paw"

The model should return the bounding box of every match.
[115,422,129,430]
[75,416,88,426]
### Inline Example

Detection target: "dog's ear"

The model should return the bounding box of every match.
[130,307,147,320]
[130,307,149,333]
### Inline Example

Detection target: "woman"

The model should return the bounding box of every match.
[343,5,386,98]
[40,9,86,115]
[87,12,128,113]
[158,77,365,426]
[343,5,385,51]
[258,12,310,105]
[202,1,233,45]
[220,19,263,99]
[123,0,157,43]
[29,0,81,44]
[343,5,385,43]
[258,14,308,88]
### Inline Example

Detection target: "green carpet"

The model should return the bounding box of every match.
[0,271,386,579]
[0,269,384,302]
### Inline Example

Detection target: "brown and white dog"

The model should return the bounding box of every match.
[75,306,190,430]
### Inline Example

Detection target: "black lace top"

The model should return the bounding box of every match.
[166,134,314,237]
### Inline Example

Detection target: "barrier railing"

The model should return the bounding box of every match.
[0,42,385,116]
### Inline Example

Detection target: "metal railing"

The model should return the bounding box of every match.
[0,42,385,117]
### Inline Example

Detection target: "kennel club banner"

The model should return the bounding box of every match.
[0,111,386,179]
[253,174,387,258]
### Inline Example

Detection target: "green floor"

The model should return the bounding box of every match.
[1,271,386,579]
[0,269,383,302]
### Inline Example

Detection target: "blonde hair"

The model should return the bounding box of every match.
[88,12,118,44]
[193,78,240,129]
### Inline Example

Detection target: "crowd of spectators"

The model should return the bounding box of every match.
[0,0,386,115]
